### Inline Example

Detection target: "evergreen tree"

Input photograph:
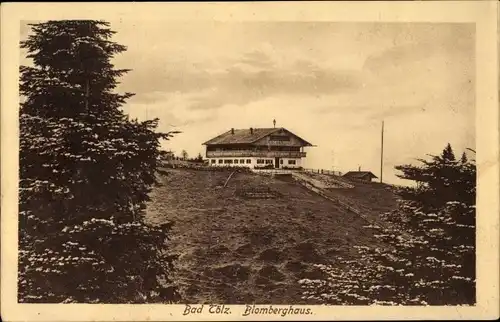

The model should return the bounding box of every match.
[395,144,475,210]
[442,143,456,161]
[460,152,468,164]
[18,20,179,303]
[300,200,476,305]
[300,145,476,305]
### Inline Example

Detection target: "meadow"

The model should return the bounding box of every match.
[146,168,396,303]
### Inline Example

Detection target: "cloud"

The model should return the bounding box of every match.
[118,22,474,129]
[121,42,363,110]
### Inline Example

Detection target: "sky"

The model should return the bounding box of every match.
[20,21,476,185]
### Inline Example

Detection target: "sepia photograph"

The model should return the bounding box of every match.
[1,1,499,321]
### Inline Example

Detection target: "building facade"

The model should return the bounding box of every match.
[202,127,313,169]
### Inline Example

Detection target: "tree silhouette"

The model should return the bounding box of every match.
[442,143,456,161]
[300,144,476,305]
[460,152,468,164]
[395,144,475,210]
[18,20,179,303]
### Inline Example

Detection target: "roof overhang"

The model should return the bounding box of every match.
[202,127,314,146]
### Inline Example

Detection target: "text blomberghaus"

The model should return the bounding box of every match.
[183,304,313,317]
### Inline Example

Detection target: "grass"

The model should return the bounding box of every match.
[146,168,397,304]
[324,180,399,222]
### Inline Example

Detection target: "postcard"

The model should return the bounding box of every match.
[1,1,498,321]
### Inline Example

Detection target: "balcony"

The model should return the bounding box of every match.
[206,150,307,158]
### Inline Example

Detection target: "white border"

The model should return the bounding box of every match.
[1,1,498,321]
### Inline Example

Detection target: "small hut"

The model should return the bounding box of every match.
[342,171,378,182]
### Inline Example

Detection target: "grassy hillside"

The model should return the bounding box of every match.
[293,171,399,226]
[324,180,399,223]
[146,169,397,304]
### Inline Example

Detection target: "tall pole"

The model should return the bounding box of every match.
[331,149,335,173]
[380,120,384,183]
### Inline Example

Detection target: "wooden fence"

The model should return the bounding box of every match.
[303,168,343,176]
[161,162,252,173]
[251,169,294,175]
[293,177,361,215]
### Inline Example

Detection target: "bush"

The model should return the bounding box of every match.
[300,201,475,305]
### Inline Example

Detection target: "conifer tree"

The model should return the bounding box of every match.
[300,145,476,305]
[460,152,468,164]
[442,143,456,161]
[19,20,179,303]
[394,144,475,210]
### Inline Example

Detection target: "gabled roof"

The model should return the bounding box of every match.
[202,127,313,146]
[343,171,378,179]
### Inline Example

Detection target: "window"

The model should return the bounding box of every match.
[288,159,296,165]
[211,159,216,164]
[234,159,238,163]
[269,135,290,141]
[280,159,283,164]
[257,159,264,164]
[265,160,273,165]
[218,159,223,164]
[239,159,245,164]
[246,159,251,164]
[224,159,233,164]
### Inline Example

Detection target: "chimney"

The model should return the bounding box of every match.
[231,128,234,134]
[358,166,361,171]
[250,127,253,134]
